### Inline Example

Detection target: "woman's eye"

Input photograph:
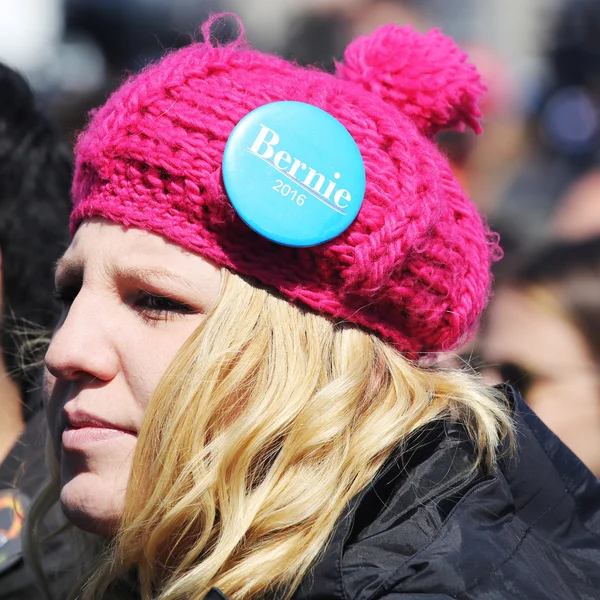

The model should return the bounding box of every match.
[135,291,196,321]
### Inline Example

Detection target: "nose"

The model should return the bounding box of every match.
[45,293,119,383]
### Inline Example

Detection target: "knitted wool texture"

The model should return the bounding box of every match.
[71,15,499,356]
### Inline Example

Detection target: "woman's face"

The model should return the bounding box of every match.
[44,219,221,536]
[479,286,600,476]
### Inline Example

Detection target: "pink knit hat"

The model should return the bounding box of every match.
[71,14,500,356]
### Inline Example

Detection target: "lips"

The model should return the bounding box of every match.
[62,408,137,451]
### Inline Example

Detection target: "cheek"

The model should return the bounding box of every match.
[127,327,198,411]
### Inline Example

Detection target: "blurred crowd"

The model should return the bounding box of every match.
[0,0,600,596]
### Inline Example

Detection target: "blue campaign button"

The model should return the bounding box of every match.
[222,101,366,247]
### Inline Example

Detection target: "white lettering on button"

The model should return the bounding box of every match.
[247,124,352,215]
[334,188,351,209]
[323,173,341,201]
[249,125,279,158]
[288,158,307,178]
[304,168,326,194]
[273,150,291,169]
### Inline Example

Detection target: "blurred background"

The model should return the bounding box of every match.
[2,0,600,475]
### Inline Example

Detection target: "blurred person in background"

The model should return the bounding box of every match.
[550,168,600,241]
[478,237,600,476]
[283,0,428,71]
[51,0,224,141]
[0,63,79,599]
[493,0,600,255]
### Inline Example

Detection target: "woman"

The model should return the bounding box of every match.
[34,14,600,600]
[479,236,600,476]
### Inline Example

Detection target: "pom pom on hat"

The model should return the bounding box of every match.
[336,25,485,137]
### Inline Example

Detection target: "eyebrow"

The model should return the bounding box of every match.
[55,257,197,292]
[108,265,198,292]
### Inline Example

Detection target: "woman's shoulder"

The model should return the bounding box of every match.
[295,387,600,600]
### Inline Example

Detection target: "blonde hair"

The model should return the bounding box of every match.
[35,270,512,600]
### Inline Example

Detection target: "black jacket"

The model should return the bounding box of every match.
[282,387,600,600]
[0,411,80,600]
[103,387,600,600]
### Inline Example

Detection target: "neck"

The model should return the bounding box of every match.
[0,364,25,465]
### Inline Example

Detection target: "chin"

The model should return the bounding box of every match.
[60,471,125,538]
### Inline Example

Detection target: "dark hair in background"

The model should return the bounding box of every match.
[495,236,600,363]
[0,64,72,414]
[284,11,348,72]
[536,0,600,164]
[547,0,600,92]
[283,0,424,71]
